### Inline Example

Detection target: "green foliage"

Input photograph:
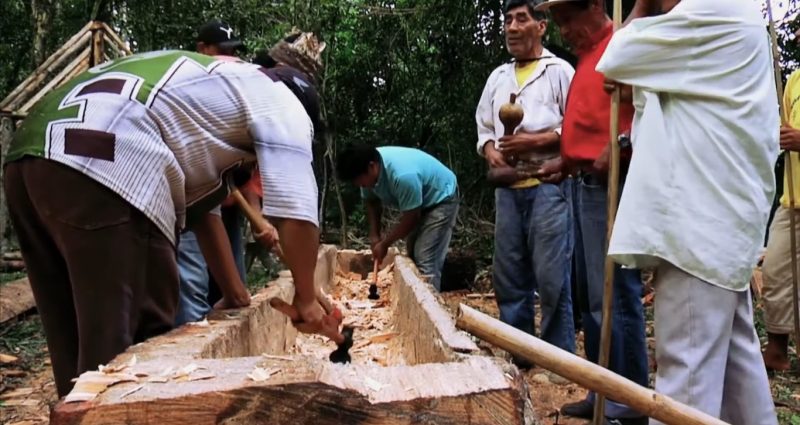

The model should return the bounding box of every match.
[3,0,796,258]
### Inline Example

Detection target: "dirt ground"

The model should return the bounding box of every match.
[3,269,800,424]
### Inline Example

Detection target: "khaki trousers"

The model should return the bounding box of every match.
[762,206,800,334]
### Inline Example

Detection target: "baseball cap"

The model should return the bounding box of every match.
[196,19,244,51]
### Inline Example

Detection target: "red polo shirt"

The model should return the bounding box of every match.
[561,23,634,165]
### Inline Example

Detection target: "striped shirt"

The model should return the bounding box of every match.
[8,50,318,244]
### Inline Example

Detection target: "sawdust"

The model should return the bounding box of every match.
[291,264,399,365]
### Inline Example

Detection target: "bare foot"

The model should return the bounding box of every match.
[763,334,790,371]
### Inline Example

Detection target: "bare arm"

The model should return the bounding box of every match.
[194,212,251,309]
[270,217,320,305]
[383,209,422,246]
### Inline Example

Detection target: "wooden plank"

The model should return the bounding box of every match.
[20,47,91,114]
[52,356,527,425]
[0,278,35,324]
[0,23,93,110]
[56,58,89,90]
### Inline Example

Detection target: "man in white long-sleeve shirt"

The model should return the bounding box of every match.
[596,0,778,423]
[476,0,576,357]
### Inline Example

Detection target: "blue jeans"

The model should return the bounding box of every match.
[493,181,575,353]
[406,194,459,291]
[175,207,245,325]
[573,174,648,418]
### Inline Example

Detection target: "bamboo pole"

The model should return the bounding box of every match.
[767,0,800,372]
[91,28,105,66]
[19,47,91,114]
[456,304,729,425]
[0,22,94,110]
[594,0,624,422]
[99,22,132,55]
[56,59,90,90]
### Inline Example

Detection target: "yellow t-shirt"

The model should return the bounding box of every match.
[781,70,800,208]
[510,60,541,189]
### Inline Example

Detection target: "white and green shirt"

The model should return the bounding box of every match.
[9,50,318,244]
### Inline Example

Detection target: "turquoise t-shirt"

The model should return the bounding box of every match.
[361,147,457,211]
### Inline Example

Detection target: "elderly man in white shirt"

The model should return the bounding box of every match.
[596,0,778,423]
[476,0,576,358]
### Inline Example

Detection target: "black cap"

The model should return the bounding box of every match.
[196,19,244,51]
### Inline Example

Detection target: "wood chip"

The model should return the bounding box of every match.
[0,387,35,399]
[99,354,137,374]
[3,369,27,377]
[187,318,210,327]
[369,332,396,344]
[261,354,295,361]
[2,399,40,406]
[119,385,144,399]
[364,376,386,392]
[187,372,216,382]
[0,353,19,364]
[247,367,280,382]
[64,371,138,403]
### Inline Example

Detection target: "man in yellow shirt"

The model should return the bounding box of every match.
[475,0,575,358]
[763,67,800,371]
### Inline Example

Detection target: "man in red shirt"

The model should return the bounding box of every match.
[535,1,647,424]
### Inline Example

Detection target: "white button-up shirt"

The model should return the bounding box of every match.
[596,0,779,291]
[476,48,574,165]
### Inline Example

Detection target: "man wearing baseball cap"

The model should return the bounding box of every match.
[196,19,246,56]
[534,1,647,424]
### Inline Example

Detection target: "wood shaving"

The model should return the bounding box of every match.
[364,376,387,392]
[292,265,396,364]
[187,318,210,327]
[0,353,19,363]
[119,385,144,399]
[0,387,35,399]
[261,354,295,361]
[247,367,280,382]
[64,371,138,403]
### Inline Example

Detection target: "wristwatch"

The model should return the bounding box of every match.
[618,133,632,149]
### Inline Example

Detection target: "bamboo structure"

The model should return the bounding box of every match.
[0,21,129,258]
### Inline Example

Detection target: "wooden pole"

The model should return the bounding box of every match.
[99,22,132,55]
[0,22,94,110]
[767,0,800,372]
[594,0,623,422]
[0,118,14,258]
[456,304,729,425]
[19,48,91,114]
[91,26,105,67]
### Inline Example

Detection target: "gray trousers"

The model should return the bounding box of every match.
[652,262,777,425]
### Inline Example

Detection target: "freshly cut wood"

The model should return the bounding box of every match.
[51,247,532,425]
[456,303,729,425]
[0,278,36,324]
[0,353,19,363]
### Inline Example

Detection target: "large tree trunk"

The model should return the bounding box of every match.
[31,0,59,66]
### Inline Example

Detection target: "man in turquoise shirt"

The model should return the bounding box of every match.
[338,145,459,290]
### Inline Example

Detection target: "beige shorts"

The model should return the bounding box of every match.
[762,206,800,334]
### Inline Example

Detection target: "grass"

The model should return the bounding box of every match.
[0,271,26,285]
[0,315,47,371]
